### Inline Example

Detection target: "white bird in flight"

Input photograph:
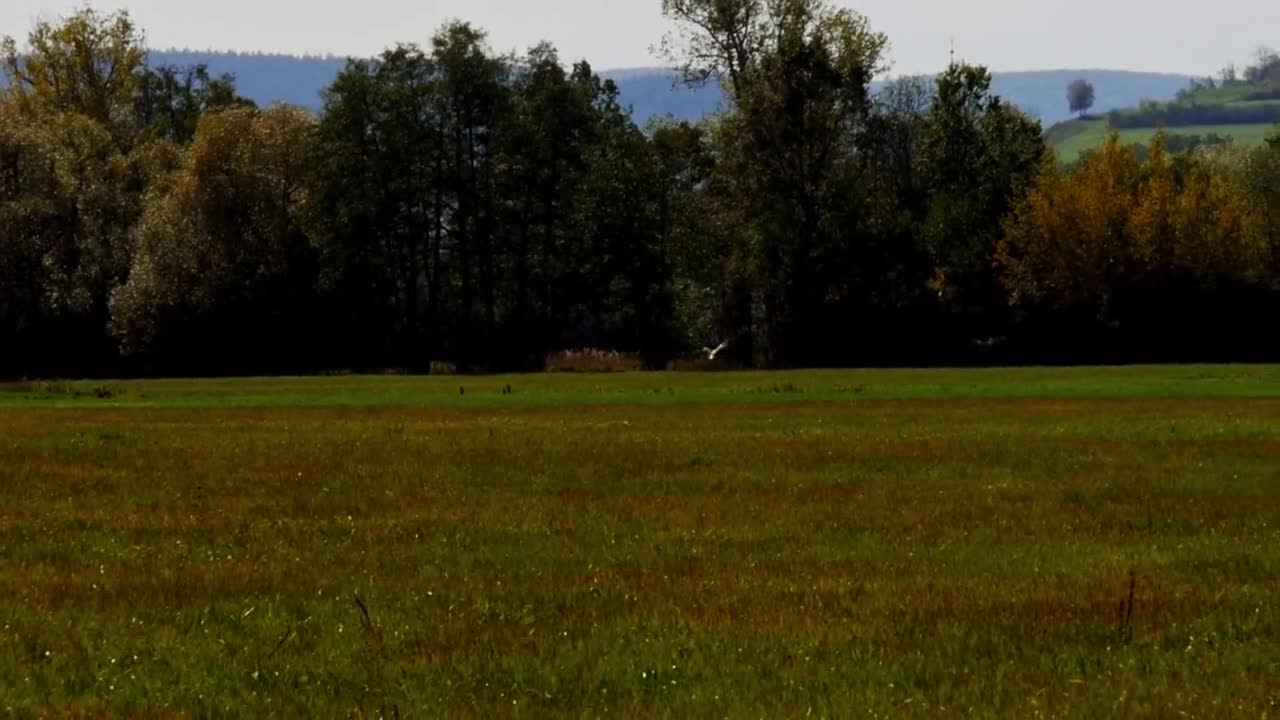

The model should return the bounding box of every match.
[704,340,729,360]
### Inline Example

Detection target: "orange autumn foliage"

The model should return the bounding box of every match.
[997,131,1274,319]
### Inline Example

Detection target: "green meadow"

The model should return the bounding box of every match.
[1051,118,1278,161]
[1,367,1277,717]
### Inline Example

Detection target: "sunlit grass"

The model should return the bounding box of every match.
[1052,119,1279,160]
[4,364,1280,408]
[0,368,1277,716]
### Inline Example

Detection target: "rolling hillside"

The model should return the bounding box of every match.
[1051,119,1277,159]
[1048,72,1280,160]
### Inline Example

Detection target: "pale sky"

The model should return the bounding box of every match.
[2,0,1277,76]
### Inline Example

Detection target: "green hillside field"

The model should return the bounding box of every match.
[1047,74,1280,160]
[1052,118,1279,160]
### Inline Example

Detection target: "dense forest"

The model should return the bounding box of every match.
[2,3,1279,377]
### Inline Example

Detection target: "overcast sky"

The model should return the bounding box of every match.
[2,0,1277,76]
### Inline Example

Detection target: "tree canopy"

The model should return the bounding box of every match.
[1067,78,1095,117]
[3,5,1279,378]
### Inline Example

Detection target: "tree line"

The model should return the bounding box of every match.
[1109,102,1280,130]
[2,3,1279,378]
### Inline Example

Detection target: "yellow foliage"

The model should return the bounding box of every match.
[1,8,145,137]
[110,107,315,353]
[998,131,1271,315]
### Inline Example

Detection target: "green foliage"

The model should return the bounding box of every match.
[0,92,146,374]
[0,99,54,356]
[4,6,1280,376]
[998,132,1280,359]
[111,106,317,368]
[1243,130,1280,257]
[662,0,896,365]
[305,27,685,374]
[134,64,255,143]
[1,7,145,139]
[918,64,1047,329]
[1067,77,1095,116]
[0,8,260,377]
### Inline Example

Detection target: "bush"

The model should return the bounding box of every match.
[429,361,458,375]
[0,381,118,399]
[544,349,643,373]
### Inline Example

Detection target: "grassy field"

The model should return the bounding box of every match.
[1052,118,1279,160]
[1,367,1277,717]
[1185,85,1257,104]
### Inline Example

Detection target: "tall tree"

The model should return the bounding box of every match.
[2,8,146,142]
[134,64,254,144]
[309,45,445,370]
[918,63,1046,340]
[1243,130,1280,272]
[431,22,512,371]
[497,46,609,367]
[565,72,679,367]
[661,0,888,365]
[112,106,317,372]
[0,8,198,376]
[1067,78,1096,118]
[0,96,60,375]
[650,119,733,359]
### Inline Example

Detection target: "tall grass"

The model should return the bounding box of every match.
[0,368,1276,716]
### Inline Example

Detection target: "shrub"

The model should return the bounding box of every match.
[544,349,643,373]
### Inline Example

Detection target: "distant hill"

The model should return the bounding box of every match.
[606,67,1196,126]
[149,51,1194,127]
[977,70,1194,125]
[150,52,349,110]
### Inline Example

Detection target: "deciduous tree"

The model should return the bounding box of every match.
[1067,78,1095,117]
[112,106,317,371]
